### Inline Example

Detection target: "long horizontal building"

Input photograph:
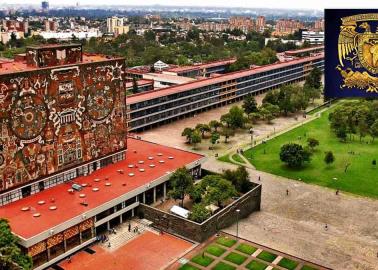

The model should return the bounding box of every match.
[126,53,324,131]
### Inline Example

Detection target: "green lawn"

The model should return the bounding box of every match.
[232,154,246,164]
[245,260,268,270]
[179,263,200,270]
[218,154,232,163]
[212,261,236,270]
[256,251,277,263]
[235,243,257,255]
[191,254,214,267]
[216,236,237,247]
[244,109,378,198]
[206,245,227,257]
[224,252,247,265]
[278,258,299,270]
[301,265,319,270]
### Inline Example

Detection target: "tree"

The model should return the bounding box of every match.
[0,219,32,270]
[242,95,258,115]
[190,131,202,149]
[279,143,311,168]
[132,77,138,94]
[226,106,247,129]
[324,151,335,166]
[195,123,211,138]
[168,168,194,207]
[223,166,253,193]
[370,120,378,142]
[144,30,156,41]
[372,159,377,168]
[200,175,237,207]
[304,66,322,90]
[189,203,211,223]
[220,127,234,143]
[210,132,220,149]
[307,138,319,151]
[181,127,194,143]
[209,120,222,132]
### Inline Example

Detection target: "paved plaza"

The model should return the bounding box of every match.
[58,230,194,270]
[137,99,378,270]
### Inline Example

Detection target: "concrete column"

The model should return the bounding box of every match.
[153,187,156,203]
[143,192,146,204]
[47,248,51,261]
[131,208,135,217]
[163,182,167,199]
[63,239,67,252]
[120,214,123,224]
[92,227,95,237]
[79,232,83,244]
[107,221,110,230]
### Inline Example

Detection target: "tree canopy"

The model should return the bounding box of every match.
[279,143,311,168]
[0,219,32,270]
[168,168,194,207]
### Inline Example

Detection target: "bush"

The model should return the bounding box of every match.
[188,204,211,223]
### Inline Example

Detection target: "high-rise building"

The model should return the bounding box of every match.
[274,19,304,36]
[314,19,325,31]
[106,17,129,37]
[256,16,266,32]
[41,1,49,12]
[44,19,58,32]
[229,16,254,33]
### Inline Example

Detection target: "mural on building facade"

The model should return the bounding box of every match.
[0,58,126,191]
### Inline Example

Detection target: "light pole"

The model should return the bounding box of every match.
[249,128,254,147]
[236,209,240,238]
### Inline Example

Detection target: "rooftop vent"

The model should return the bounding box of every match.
[33,213,41,218]
[49,206,57,211]
[21,207,30,211]
[117,169,124,174]
[38,200,45,205]
[72,184,82,191]
[92,188,99,192]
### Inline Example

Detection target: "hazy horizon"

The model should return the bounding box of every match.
[0,0,376,11]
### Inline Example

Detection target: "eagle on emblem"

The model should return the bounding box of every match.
[338,21,378,72]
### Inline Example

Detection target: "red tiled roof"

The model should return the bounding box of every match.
[0,138,203,240]
[126,53,324,104]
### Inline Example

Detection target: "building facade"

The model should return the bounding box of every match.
[126,53,324,131]
[0,44,127,204]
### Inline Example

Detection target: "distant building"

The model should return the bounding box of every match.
[106,17,129,36]
[34,29,102,40]
[274,19,304,36]
[2,19,29,34]
[314,19,324,31]
[302,31,324,44]
[256,16,266,32]
[0,19,28,44]
[41,1,49,12]
[44,19,58,32]
[229,16,254,33]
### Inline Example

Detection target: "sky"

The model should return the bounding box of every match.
[2,0,378,10]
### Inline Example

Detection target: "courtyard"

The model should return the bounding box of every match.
[173,233,327,270]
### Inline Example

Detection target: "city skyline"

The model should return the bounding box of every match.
[0,0,376,10]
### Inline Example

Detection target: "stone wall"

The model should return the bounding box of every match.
[138,183,261,242]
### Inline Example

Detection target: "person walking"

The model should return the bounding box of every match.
[286,189,289,196]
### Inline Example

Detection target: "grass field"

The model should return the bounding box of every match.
[244,109,378,199]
